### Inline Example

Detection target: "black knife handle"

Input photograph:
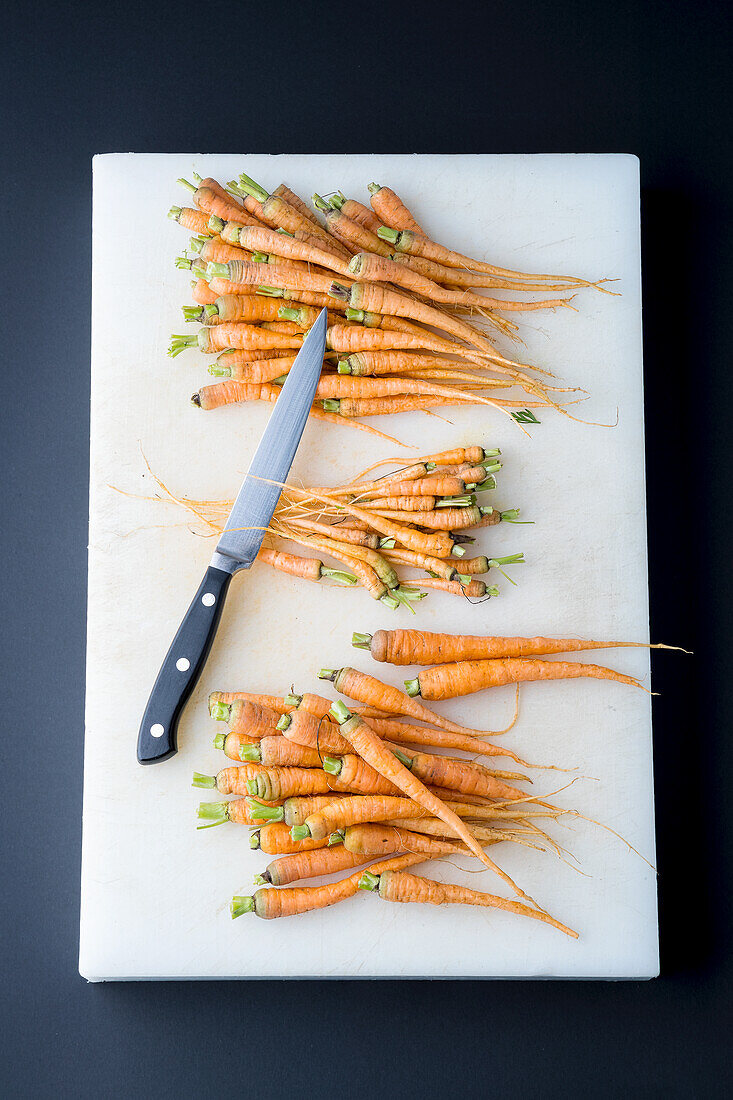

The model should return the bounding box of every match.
[137,565,233,764]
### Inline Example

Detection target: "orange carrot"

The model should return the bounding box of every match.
[235,225,352,277]
[407,658,647,700]
[251,822,330,855]
[195,295,289,325]
[285,516,380,549]
[178,177,259,228]
[200,763,271,796]
[284,692,392,723]
[171,323,303,357]
[214,728,260,762]
[379,226,599,288]
[384,744,529,801]
[209,698,281,738]
[372,506,483,530]
[297,794,425,840]
[339,351,483,377]
[329,192,383,234]
[409,577,489,597]
[323,753,402,797]
[238,734,323,769]
[341,823,463,858]
[192,238,251,266]
[393,252,587,293]
[368,183,425,234]
[277,707,351,756]
[309,374,510,415]
[364,870,578,937]
[381,547,457,581]
[168,206,213,235]
[320,666,505,739]
[208,691,291,714]
[313,194,394,257]
[208,356,300,384]
[236,174,336,246]
[257,845,366,886]
[328,702,531,899]
[246,793,346,827]
[348,252,573,312]
[206,259,346,297]
[191,278,219,306]
[257,546,356,587]
[230,853,427,919]
[196,797,278,829]
[361,629,682,665]
[272,183,321,226]
[246,765,334,801]
[256,285,344,310]
[324,322,474,359]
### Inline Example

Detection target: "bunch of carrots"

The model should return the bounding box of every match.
[196,631,674,931]
[156,445,527,608]
[168,171,611,442]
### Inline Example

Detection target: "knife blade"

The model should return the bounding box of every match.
[137,308,328,764]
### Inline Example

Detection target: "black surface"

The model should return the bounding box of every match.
[2,0,732,1095]
[138,565,233,764]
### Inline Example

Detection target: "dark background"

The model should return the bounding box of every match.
[2,0,731,1095]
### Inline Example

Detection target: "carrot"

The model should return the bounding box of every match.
[324,395,528,419]
[320,666,507,739]
[378,226,597,287]
[273,528,394,604]
[230,853,427,919]
[279,306,345,328]
[423,446,488,466]
[257,546,356,587]
[208,691,291,714]
[355,474,466,498]
[348,252,573,313]
[191,278,219,306]
[341,823,464,858]
[251,823,329,855]
[339,351,485,377]
[380,547,456,581]
[191,237,251,266]
[246,793,346,827]
[168,206,213,235]
[410,577,490,598]
[363,495,437,512]
[209,698,281,738]
[362,869,578,937]
[372,506,483,530]
[196,797,276,829]
[368,183,425,235]
[195,294,289,325]
[206,259,347,297]
[284,692,392,722]
[233,225,352,277]
[406,657,647,700]
[295,794,425,840]
[208,356,301,384]
[178,177,258,228]
[328,702,532,900]
[361,629,684,665]
[322,753,402,797]
[238,735,323,769]
[257,845,366,886]
[213,728,260,762]
[237,174,336,245]
[171,323,304,357]
[329,192,383,234]
[313,194,394,257]
[256,285,344,310]
[246,765,334,801]
[277,707,351,755]
[384,744,529,801]
[194,763,270,796]
[324,323,475,359]
[285,516,380,549]
[272,183,321,226]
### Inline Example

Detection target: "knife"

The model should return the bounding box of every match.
[137,308,328,764]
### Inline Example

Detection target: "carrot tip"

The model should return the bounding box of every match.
[231,896,255,919]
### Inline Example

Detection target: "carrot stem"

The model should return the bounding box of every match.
[322,756,342,776]
[196,802,228,827]
[247,798,283,822]
[231,896,255,918]
[192,772,216,788]
[213,732,226,750]
[352,632,372,650]
[358,871,381,891]
[210,701,231,721]
[291,824,310,841]
[238,173,269,204]
[404,679,420,697]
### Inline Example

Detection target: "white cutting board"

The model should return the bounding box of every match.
[80,153,658,980]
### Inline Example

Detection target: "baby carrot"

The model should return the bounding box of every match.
[322,753,402,797]
[319,666,507,739]
[246,765,333,801]
[209,698,281,737]
[406,657,647,701]
[328,192,383,233]
[277,707,351,755]
[251,823,329,855]
[272,183,321,226]
[257,547,356,587]
[368,183,425,235]
[361,870,578,937]
[168,206,213,235]
[313,194,394,257]
[257,845,366,886]
[246,793,346,827]
[196,797,276,829]
[230,853,427,919]
[239,735,323,769]
[361,629,685,665]
[341,823,463,859]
